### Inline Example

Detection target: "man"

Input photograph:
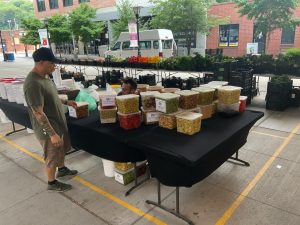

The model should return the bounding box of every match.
[117,77,139,96]
[23,47,78,192]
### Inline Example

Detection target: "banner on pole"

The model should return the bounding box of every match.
[128,20,138,48]
[38,29,49,48]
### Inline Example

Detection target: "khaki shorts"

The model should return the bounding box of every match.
[38,133,71,168]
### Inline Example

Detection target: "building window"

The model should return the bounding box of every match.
[219,24,239,47]
[37,0,46,12]
[49,0,58,9]
[79,0,90,3]
[281,26,295,44]
[63,0,73,7]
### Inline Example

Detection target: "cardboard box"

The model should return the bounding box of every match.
[114,169,134,185]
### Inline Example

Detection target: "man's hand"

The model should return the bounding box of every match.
[50,134,63,147]
[67,100,77,108]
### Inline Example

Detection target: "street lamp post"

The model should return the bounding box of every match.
[7,19,17,53]
[0,30,6,60]
[133,6,142,57]
[44,19,52,51]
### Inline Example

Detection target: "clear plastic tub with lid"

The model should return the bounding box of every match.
[68,102,89,119]
[140,91,159,110]
[99,106,117,123]
[155,93,180,114]
[137,84,149,92]
[191,86,215,105]
[176,112,203,135]
[118,111,141,130]
[98,91,117,109]
[199,104,214,119]
[116,94,139,114]
[161,88,180,93]
[141,107,161,125]
[147,85,164,92]
[217,86,242,104]
[175,90,199,109]
[158,110,182,129]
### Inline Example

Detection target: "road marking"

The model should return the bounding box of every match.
[251,131,286,139]
[0,134,167,225]
[215,123,300,225]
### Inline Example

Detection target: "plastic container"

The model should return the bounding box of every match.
[98,91,117,109]
[118,111,141,130]
[176,112,202,135]
[102,159,115,177]
[147,85,164,92]
[191,86,215,105]
[158,110,182,129]
[239,96,248,112]
[217,102,240,114]
[68,102,89,119]
[161,88,180,93]
[137,84,149,92]
[174,90,199,109]
[155,93,180,114]
[141,107,161,125]
[114,168,134,185]
[217,86,242,104]
[140,91,159,110]
[199,104,214,119]
[207,81,228,86]
[116,94,139,114]
[114,162,134,171]
[99,106,117,124]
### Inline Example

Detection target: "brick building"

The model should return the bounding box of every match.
[0,30,35,54]
[207,2,300,57]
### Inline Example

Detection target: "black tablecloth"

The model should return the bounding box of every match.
[129,111,264,187]
[0,98,32,129]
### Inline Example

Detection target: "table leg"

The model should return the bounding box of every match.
[228,150,250,166]
[5,122,26,136]
[146,180,195,225]
[125,162,151,196]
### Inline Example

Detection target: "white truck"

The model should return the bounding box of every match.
[104,29,177,58]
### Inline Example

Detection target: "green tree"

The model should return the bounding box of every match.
[235,0,300,53]
[111,0,150,42]
[0,0,34,30]
[150,0,219,55]
[20,17,43,50]
[69,4,104,54]
[48,15,72,56]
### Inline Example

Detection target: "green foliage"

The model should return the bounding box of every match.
[48,15,72,45]
[0,0,33,29]
[285,48,300,63]
[20,17,43,46]
[270,75,291,83]
[69,4,104,45]
[235,0,300,45]
[150,0,220,55]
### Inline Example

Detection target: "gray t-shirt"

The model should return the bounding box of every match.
[23,72,68,140]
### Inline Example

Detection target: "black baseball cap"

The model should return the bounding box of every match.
[32,47,58,63]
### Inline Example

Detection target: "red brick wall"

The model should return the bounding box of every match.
[0,30,35,53]
[208,2,300,56]
[34,0,116,19]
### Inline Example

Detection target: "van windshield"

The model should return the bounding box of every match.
[112,42,121,50]
[162,40,173,49]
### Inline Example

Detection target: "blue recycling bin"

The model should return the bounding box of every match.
[4,53,15,61]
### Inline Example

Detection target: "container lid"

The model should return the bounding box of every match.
[148,85,164,91]
[140,91,160,97]
[217,86,242,91]
[176,112,202,120]
[116,94,139,100]
[76,102,88,107]
[240,96,248,100]
[98,106,117,111]
[98,91,117,97]
[162,88,181,93]
[191,86,215,93]
[156,93,180,100]
[208,81,228,86]
[137,84,149,88]
[141,107,158,113]
[174,90,198,96]
[117,111,141,117]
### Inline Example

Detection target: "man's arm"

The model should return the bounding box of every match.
[31,105,62,147]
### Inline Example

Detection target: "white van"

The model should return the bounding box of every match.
[105,29,177,58]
